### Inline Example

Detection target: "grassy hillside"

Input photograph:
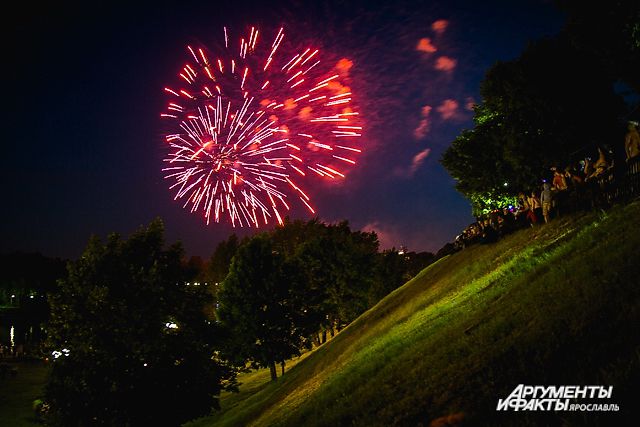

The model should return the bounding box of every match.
[187,200,640,427]
[0,361,48,426]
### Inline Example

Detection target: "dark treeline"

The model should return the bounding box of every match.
[212,218,433,381]
[0,252,67,307]
[36,218,433,426]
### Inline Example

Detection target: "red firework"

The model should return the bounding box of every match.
[161,26,362,227]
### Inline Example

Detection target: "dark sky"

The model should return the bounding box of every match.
[2,0,565,260]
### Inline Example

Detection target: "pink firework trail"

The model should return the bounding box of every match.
[161,26,363,227]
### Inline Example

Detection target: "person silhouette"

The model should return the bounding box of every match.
[589,147,608,180]
[541,182,553,223]
[624,121,640,195]
[625,121,640,171]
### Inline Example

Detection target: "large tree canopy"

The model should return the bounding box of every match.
[45,219,236,427]
[215,219,432,381]
[205,234,241,286]
[295,221,380,328]
[557,0,640,94]
[441,36,625,213]
[217,233,312,381]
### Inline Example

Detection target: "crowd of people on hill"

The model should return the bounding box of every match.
[454,121,640,249]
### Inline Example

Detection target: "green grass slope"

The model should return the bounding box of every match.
[0,361,48,427]
[189,201,640,427]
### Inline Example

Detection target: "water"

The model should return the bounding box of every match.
[0,310,44,357]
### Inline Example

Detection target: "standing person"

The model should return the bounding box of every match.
[624,121,640,197]
[624,121,640,168]
[527,190,542,226]
[552,169,569,215]
[564,165,583,212]
[552,169,568,191]
[541,182,553,223]
[515,192,530,227]
[565,165,583,187]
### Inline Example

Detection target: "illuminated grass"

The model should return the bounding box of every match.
[0,361,48,427]
[190,202,640,427]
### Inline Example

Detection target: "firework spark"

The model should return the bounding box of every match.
[161,26,363,227]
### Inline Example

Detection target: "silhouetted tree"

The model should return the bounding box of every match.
[206,234,241,286]
[370,249,435,303]
[558,0,640,94]
[369,249,407,304]
[217,233,312,381]
[0,252,67,306]
[442,36,624,212]
[45,219,236,427]
[297,221,379,331]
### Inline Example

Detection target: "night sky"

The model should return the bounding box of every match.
[2,0,565,260]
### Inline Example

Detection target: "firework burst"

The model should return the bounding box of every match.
[161,26,363,227]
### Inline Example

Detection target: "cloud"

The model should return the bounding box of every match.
[431,19,449,34]
[414,119,430,139]
[416,37,437,53]
[464,96,476,111]
[434,56,457,72]
[410,148,431,175]
[421,105,432,116]
[436,99,459,120]
[361,221,403,251]
[414,105,432,139]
